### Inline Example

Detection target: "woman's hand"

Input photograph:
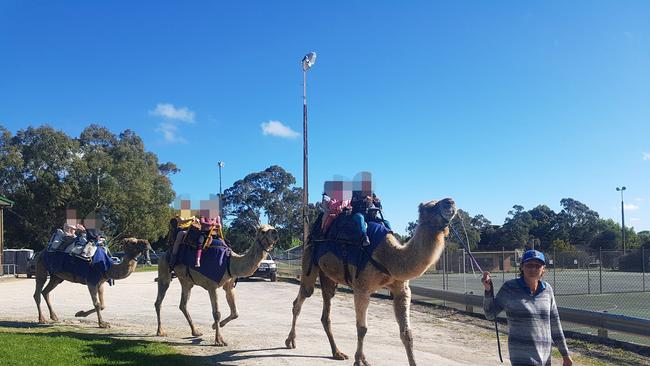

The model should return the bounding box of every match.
[562,355,573,366]
[482,271,492,291]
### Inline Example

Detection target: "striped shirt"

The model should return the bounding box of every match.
[484,279,569,366]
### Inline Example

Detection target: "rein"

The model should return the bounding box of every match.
[449,220,503,364]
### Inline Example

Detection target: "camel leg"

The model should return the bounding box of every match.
[33,262,50,323]
[155,255,172,336]
[320,273,348,360]
[389,281,416,366]
[208,288,227,346]
[41,276,64,322]
[75,283,106,317]
[88,284,109,328]
[353,291,371,366]
[218,280,238,327]
[285,244,319,349]
[179,281,202,337]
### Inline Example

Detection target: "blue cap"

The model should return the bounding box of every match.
[521,250,545,265]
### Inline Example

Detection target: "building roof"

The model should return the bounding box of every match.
[0,195,14,208]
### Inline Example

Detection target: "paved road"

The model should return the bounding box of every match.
[0,272,573,365]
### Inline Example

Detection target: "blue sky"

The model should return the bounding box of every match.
[1,1,649,235]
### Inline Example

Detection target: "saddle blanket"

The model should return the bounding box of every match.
[313,221,390,273]
[43,246,114,286]
[175,239,232,283]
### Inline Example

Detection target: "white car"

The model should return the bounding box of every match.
[249,257,277,282]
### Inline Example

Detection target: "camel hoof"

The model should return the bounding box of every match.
[99,322,111,329]
[333,349,349,360]
[214,338,228,347]
[50,315,59,322]
[192,330,203,337]
[38,318,47,324]
[285,337,296,349]
[156,329,167,337]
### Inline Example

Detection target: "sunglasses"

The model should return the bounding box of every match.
[523,262,544,269]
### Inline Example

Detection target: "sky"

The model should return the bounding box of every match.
[1,1,649,235]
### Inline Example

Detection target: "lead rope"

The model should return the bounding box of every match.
[449,221,503,363]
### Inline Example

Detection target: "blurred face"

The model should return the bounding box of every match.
[522,259,545,280]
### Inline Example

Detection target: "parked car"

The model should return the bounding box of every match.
[137,251,160,265]
[248,256,277,282]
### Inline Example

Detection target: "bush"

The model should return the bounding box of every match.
[618,253,643,272]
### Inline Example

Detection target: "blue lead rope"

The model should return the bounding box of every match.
[449,222,504,363]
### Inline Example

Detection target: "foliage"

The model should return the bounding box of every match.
[222,165,315,251]
[0,124,177,249]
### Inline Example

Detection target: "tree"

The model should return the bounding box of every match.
[222,165,309,251]
[1,124,177,249]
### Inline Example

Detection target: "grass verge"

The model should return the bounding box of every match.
[0,324,206,366]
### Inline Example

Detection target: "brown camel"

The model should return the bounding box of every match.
[33,237,151,328]
[155,224,279,346]
[285,198,457,366]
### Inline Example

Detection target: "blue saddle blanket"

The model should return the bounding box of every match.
[313,221,390,272]
[176,239,232,283]
[43,247,113,286]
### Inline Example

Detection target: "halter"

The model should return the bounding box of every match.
[420,207,453,232]
[257,237,273,254]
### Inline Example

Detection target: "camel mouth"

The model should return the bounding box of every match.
[438,198,457,223]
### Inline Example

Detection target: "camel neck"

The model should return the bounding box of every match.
[229,240,267,278]
[109,253,138,280]
[386,225,446,281]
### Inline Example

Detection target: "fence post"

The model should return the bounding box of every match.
[463,249,467,293]
[501,247,505,285]
[553,247,556,290]
[643,246,646,292]
[442,245,447,291]
[599,247,603,294]
[587,259,591,294]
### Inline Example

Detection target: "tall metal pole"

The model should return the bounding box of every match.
[302,68,309,247]
[617,187,626,253]
[218,161,224,217]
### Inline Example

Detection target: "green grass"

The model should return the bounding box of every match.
[134,265,159,272]
[0,325,206,366]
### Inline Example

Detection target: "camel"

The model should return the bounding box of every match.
[285,198,457,366]
[155,224,279,346]
[33,237,151,328]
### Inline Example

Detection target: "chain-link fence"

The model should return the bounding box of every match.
[277,246,650,345]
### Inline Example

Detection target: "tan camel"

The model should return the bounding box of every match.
[33,237,151,328]
[155,224,279,346]
[285,198,457,366]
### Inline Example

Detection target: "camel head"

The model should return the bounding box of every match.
[255,224,279,252]
[121,237,152,260]
[418,198,457,233]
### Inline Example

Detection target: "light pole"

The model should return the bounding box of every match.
[218,161,224,217]
[301,51,316,246]
[616,186,626,252]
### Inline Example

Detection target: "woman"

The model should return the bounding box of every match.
[483,250,573,366]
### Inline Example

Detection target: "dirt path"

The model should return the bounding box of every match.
[0,272,596,365]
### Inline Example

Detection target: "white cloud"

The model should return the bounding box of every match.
[150,103,195,123]
[630,217,640,222]
[155,123,186,144]
[634,197,645,202]
[261,120,299,138]
[624,203,639,210]
[643,152,650,161]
